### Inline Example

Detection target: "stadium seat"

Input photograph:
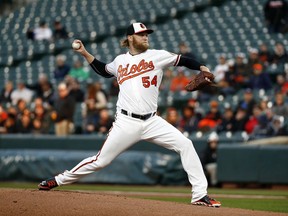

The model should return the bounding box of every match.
[0,0,287,134]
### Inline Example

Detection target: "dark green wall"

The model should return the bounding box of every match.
[218,144,288,184]
[1,134,287,184]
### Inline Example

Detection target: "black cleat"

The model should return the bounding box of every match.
[192,195,221,207]
[38,177,58,190]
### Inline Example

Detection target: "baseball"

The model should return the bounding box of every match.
[72,42,81,50]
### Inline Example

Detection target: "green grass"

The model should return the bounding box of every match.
[219,198,288,213]
[137,197,288,213]
[1,182,287,213]
[208,188,288,196]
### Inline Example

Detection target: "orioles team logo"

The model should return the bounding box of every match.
[140,23,146,29]
[117,59,155,84]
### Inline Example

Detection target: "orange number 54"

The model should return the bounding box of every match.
[142,75,157,88]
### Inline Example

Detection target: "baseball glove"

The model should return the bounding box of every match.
[185,69,215,92]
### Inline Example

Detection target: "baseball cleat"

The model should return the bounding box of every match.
[38,177,58,190]
[192,195,221,208]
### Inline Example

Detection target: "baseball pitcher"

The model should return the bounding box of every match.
[38,22,220,207]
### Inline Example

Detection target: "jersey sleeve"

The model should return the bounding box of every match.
[156,50,181,68]
[105,59,117,76]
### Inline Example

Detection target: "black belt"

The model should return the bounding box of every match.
[121,109,156,120]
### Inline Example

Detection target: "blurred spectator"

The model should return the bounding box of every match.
[53,20,69,40]
[165,107,180,128]
[198,100,222,132]
[3,112,17,133]
[65,76,85,102]
[259,97,271,114]
[218,61,236,95]
[0,105,8,133]
[170,69,190,92]
[83,82,108,133]
[26,28,35,40]
[31,97,45,108]
[274,73,288,94]
[95,82,108,105]
[31,99,52,134]
[272,91,288,116]
[232,53,250,90]
[94,108,113,134]
[187,99,205,118]
[33,20,52,41]
[10,80,34,105]
[258,43,272,65]
[237,88,256,117]
[15,99,28,119]
[266,115,287,136]
[265,107,275,123]
[213,54,232,95]
[264,0,288,34]
[178,105,200,134]
[32,118,44,134]
[249,63,272,90]
[68,59,90,82]
[26,73,53,99]
[250,114,270,139]
[16,111,33,133]
[160,68,174,92]
[53,54,71,80]
[108,78,120,98]
[0,80,14,104]
[232,107,249,132]
[244,105,263,134]
[270,42,288,65]
[247,48,261,73]
[213,54,229,85]
[41,81,54,106]
[3,107,18,133]
[51,82,76,136]
[202,132,219,187]
[217,106,235,133]
[178,42,198,60]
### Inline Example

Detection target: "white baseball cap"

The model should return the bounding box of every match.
[207,132,219,142]
[126,22,154,35]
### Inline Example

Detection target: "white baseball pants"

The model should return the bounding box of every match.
[55,112,208,202]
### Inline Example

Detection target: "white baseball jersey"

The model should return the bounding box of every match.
[106,49,180,114]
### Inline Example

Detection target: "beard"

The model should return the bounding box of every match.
[132,39,149,52]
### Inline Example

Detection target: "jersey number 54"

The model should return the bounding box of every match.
[142,75,157,88]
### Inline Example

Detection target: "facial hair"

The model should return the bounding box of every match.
[132,38,149,52]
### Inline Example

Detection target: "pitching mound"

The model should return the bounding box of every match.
[0,189,285,216]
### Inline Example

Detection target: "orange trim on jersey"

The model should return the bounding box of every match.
[174,54,181,66]
[71,126,113,173]
[71,152,100,173]
[118,68,154,84]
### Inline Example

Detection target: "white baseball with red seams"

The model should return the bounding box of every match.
[55,49,208,203]
[72,42,81,50]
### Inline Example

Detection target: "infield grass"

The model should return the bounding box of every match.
[0,182,287,213]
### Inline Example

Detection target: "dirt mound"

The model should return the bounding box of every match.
[0,189,285,216]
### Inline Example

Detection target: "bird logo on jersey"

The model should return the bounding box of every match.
[117,59,155,84]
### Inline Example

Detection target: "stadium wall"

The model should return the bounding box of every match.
[0,135,287,185]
